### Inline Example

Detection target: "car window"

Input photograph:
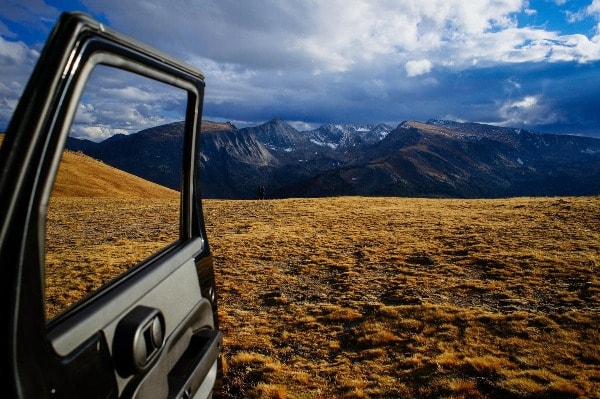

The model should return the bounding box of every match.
[45,65,187,320]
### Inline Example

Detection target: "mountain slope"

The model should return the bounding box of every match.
[304,123,393,149]
[283,120,600,198]
[52,150,178,198]
[2,133,176,198]
[199,128,280,198]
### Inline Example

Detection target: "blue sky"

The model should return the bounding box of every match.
[1,0,600,140]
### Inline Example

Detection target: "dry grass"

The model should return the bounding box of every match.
[45,197,179,318]
[202,196,600,398]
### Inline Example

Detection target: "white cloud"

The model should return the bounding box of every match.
[0,36,39,129]
[78,0,600,76]
[506,78,521,90]
[65,65,189,140]
[287,120,319,131]
[74,103,97,124]
[565,0,600,24]
[513,96,537,109]
[588,0,600,14]
[405,59,433,77]
[71,125,129,142]
[0,36,36,67]
[498,95,562,126]
[98,86,156,102]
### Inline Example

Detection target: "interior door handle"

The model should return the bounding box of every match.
[113,305,166,377]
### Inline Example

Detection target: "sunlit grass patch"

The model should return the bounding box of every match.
[230,352,273,366]
[498,369,586,398]
[320,306,362,322]
[356,321,403,347]
[447,378,479,396]
[432,350,462,369]
[466,355,515,375]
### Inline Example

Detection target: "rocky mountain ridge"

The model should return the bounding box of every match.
[66,119,600,199]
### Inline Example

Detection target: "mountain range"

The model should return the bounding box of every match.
[66,119,600,199]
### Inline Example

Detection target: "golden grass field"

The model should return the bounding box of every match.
[6,136,596,398]
[203,196,599,399]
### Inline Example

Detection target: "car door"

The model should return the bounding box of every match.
[0,12,221,399]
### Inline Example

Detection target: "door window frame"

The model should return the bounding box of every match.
[43,37,205,324]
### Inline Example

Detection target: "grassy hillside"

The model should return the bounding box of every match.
[0,133,177,198]
[53,149,178,198]
[202,196,600,398]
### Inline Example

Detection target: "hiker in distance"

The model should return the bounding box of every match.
[257,185,266,200]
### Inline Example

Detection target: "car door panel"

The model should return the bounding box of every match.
[0,12,221,399]
[49,239,207,355]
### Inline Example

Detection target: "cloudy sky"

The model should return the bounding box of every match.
[1,0,600,140]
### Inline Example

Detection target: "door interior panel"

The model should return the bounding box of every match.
[48,238,220,396]
[48,239,206,356]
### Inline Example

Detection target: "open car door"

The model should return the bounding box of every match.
[0,12,221,399]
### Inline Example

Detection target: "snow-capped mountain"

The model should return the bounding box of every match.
[303,123,393,149]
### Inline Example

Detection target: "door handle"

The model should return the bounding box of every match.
[113,305,166,377]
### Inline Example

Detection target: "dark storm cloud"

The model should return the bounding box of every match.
[2,0,600,138]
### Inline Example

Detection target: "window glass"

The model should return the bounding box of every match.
[45,65,186,320]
